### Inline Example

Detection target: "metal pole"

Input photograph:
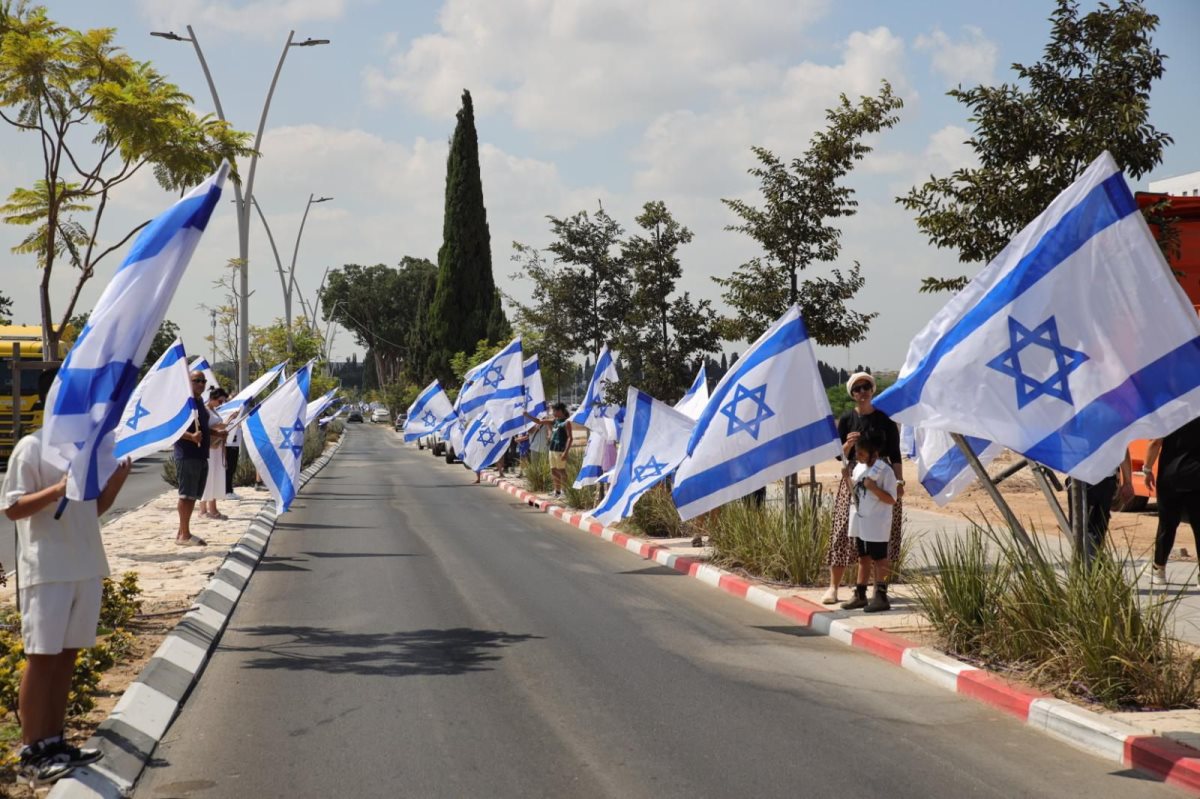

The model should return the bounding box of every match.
[210,309,217,365]
[950,433,1039,558]
[1069,477,1091,565]
[1031,465,1072,539]
[10,343,20,444]
[785,269,799,513]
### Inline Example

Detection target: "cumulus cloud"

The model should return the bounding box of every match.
[136,0,350,40]
[363,0,830,137]
[914,26,998,88]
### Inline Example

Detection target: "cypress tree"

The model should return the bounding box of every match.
[427,90,506,382]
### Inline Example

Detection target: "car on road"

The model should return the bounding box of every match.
[347,410,364,423]
[370,408,390,423]
[394,414,406,432]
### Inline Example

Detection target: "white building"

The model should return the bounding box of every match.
[1149,171,1200,197]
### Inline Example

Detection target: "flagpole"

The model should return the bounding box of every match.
[950,433,1039,558]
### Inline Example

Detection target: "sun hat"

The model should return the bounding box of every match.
[845,371,876,397]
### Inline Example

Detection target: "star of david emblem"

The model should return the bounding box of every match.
[523,386,533,407]
[278,418,305,458]
[720,383,775,440]
[986,316,1089,409]
[482,362,505,389]
[421,410,438,427]
[593,380,611,418]
[477,427,497,447]
[633,455,668,482]
[125,400,151,431]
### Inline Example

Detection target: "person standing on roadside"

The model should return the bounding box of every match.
[821,372,905,605]
[173,370,211,546]
[225,399,242,500]
[840,431,898,613]
[198,387,229,520]
[526,402,573,498]
[1144,416,1200,586]
[1,370,132,787]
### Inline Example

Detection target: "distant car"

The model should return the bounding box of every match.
[394,414,406,432]
[370,408,390,423]
[347,410,364,423]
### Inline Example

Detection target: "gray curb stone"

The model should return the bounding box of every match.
[48,435,346,799]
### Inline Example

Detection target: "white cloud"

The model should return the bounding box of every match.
[363,0,829,137]
[136,0,349,40]
[914,26,998,88]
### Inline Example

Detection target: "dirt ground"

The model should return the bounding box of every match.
[810,449,1167,559]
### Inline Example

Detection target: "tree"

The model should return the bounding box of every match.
[717,81,902,346]
[546,204,628,359]
[506,242,578,403]
[142,318,178,377]
[247,316,336,398]
[0,3,253,359]
[901,0,1170,292]
[0,291,11,323]
[426,90,506,382]
[618,201,719,399]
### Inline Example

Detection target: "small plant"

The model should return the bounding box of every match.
[99,572,143,631]
[627,481,682,538]
[161,457,178,488]
[703,498,833,586]
[523,453,552,493]
[562,449,598,510]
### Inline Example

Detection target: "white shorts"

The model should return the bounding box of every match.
[19,578,103,655]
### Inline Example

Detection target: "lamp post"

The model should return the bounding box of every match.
[248,194,333,354]
[150,27,329,390]
[210,308,217,365]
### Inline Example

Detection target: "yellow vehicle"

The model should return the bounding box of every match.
[0,325,56,466]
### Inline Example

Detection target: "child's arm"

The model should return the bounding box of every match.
[863,477,896,506]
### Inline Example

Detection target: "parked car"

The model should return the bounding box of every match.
[394,414,406,432]
[347,410,364,423]
[371,408,390,423]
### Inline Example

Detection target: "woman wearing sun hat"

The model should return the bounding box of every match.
[821,371,905,607]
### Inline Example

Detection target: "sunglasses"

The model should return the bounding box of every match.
[851,383,873,393]
[192,377,206,383]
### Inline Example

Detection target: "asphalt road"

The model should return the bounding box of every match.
[133,427,1185,798]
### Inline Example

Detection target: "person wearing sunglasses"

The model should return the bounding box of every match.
[821,371,905,606]
[171,371,212,546]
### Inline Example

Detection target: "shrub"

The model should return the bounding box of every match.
[99,572,143,631]
[523,453,552,493]
[702,498,833,586]
[301,426,327,470]
[562,449,598,510]
[627,481,683,538]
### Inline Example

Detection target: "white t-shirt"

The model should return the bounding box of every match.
[0,431,109,587]
[848,459,897,543]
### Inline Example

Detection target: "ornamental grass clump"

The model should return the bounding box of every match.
[562,449,598,510]
[627,482,683,538]
[914,523,1200,709]
[703,499,832,586]
[523,452,552,494]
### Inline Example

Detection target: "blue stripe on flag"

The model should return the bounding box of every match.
[411,381,441,412]
[878,172,1137,417]
[114,401,194,459]
[53,361,139,415]
[523,358,539,378]
[118,184,223,272]
[674,416,838,509]
[920,434,992,498]
[460,385,523,416]
[687,312,809,456]
[1023,335,1200,472]
[593,391,654,519]
[160,345,187,369]
[247,409,296,509]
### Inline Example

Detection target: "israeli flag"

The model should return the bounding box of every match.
[457,337,525,426]
[305,388,339,427]
[589,387,696,525]
[41,162,228,500]
[523,355,548,421]
[573,433,610,488]
[114,338,196,462]
[875,152,1200,483]
[243,362,311,512]
[572,345,620,440]
[405,380,458,442]
[462,412,511,472]
[448,414,471,456]
[674,364,709,420]
[911,428,1003,506]
[189,356,220,393]
[320,405,348,426]
[672,306,840,521]
[216,360,286,421]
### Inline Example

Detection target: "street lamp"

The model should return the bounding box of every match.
[247,194,333,353]
[151,26,329,390]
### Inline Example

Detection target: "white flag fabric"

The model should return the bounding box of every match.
[216,361,286,421]
[572,432,610,488]
[911,429,1003,506]
[305,389,338,427]
[189,356,220,394]
[404,380,457,442]
[461,412,511,472]
[457,337,525,427]
[243,362,311,512]
[447,414,471,456]
[114,339,196,462]
[572,345,621,440]
[875,151,1200,483]
[523,355,548,422]
[674,364,709,420]
[672,306,840,521]
[42,162,228,500]
[589,387,697,525]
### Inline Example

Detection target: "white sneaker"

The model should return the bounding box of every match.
[1151,565,1168,586]
[225,492,241,500]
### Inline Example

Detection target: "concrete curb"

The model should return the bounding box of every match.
[487,474,1200,795]
[49,436,346,799]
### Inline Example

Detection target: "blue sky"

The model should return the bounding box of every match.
[2,0,1197,374]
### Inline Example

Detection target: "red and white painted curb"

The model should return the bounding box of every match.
[486,474,1200,795]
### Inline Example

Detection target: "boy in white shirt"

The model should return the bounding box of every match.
[840,431,898,613]
[1,371,131,786]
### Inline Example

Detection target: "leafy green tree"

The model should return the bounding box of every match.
[901,0,1170,292]
[545,204,628,360]
[618,201,719,399]
[0,3,253,359]
[0,291,11,323]
[427,90,506,382]
[247,317,335,398]
[717,81,902,346]
[507,242,578,402]
[399,256,440,385]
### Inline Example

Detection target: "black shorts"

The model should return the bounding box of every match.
[855,538,888,560]
[175,457,208,500]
